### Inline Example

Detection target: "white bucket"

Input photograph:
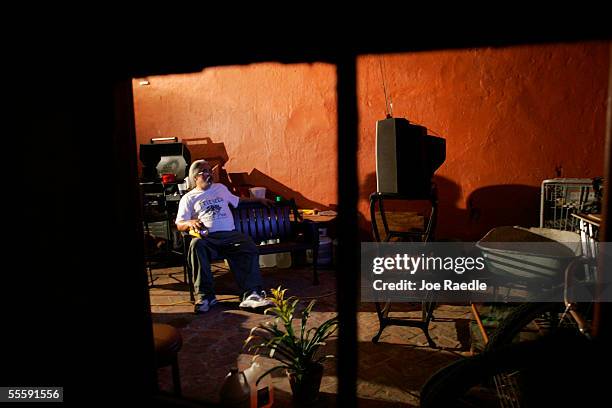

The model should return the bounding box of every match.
[178,180,188,195]
[249,187,266,199]
[306,229,332,265]
[276,252,292,268]
[259,239,277,268]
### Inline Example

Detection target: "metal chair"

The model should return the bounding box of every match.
[141,182,187,287]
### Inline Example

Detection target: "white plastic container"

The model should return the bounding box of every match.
[249,187,266,199]
[178,179,188,195]
[276,251,292,268]
[219,368,250,408]
[318,236,333,265]
[244,362,274,408]
[259,239,277,268]
[306,228,332,266]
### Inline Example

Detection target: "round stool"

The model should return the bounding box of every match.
[153,323,183,395]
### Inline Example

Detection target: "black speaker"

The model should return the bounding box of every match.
[375,118,446,197]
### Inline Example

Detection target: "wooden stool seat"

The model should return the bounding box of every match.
[153,323,183,395]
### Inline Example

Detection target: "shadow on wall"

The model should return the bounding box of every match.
[183,137,233,186]
[182,137,335,211]
[361,173,540,241]
[435,177,541,240]
[229,169,334,211]
[359,172,382,241]
[465,184,540,240]
[433,175,465,240]
[360,173,462,241]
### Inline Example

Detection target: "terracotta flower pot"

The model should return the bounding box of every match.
[286,362,324,406]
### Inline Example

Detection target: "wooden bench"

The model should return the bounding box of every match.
[183,199,320,301]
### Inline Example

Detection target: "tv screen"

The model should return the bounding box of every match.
[375,118,445,197]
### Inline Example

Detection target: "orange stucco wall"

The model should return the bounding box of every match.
[132,41,609,240]
[132,63,338,211]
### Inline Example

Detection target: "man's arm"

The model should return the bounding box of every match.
[176,219,203,232]
[175,194,202,232]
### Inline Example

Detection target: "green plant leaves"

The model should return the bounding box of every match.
[243,287,339,384]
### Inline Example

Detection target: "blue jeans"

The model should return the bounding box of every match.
[188,230,263,301]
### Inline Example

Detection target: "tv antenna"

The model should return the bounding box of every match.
[379,56,393,118]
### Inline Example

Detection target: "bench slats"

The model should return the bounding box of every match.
[230,199,301,243]
[271,207,280,241]
[281,206,291,240]
[247,207,257,239]
[254,206,264,241]
[264,208,278,239]
[183,198,320,289]
[234,208,244,234]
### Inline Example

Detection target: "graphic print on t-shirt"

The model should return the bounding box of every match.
[176,183,239,233]
[205,204,222,217]
[195,196,229,223]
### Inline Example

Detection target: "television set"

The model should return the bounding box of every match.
[375,118,446,197]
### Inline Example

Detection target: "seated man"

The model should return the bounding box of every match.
[176,159,274,314]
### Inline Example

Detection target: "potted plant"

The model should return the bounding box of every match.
[244,287,338,405]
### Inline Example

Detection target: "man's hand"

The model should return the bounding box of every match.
[176,219,203,232]
[187,219,204,230]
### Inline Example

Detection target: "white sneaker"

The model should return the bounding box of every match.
[194,296,218,314]
[239,290,274,310]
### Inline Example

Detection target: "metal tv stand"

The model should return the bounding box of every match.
[369,189,438,347]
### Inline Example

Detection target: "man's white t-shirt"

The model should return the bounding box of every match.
[175,183,240,233]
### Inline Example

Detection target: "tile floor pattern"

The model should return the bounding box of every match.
[150,264,473,407]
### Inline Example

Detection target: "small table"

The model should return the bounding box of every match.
[300,213,337,269]
[301,213,336,226]
[299,212,337,242]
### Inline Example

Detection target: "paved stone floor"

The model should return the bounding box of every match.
[150,263,473,407]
